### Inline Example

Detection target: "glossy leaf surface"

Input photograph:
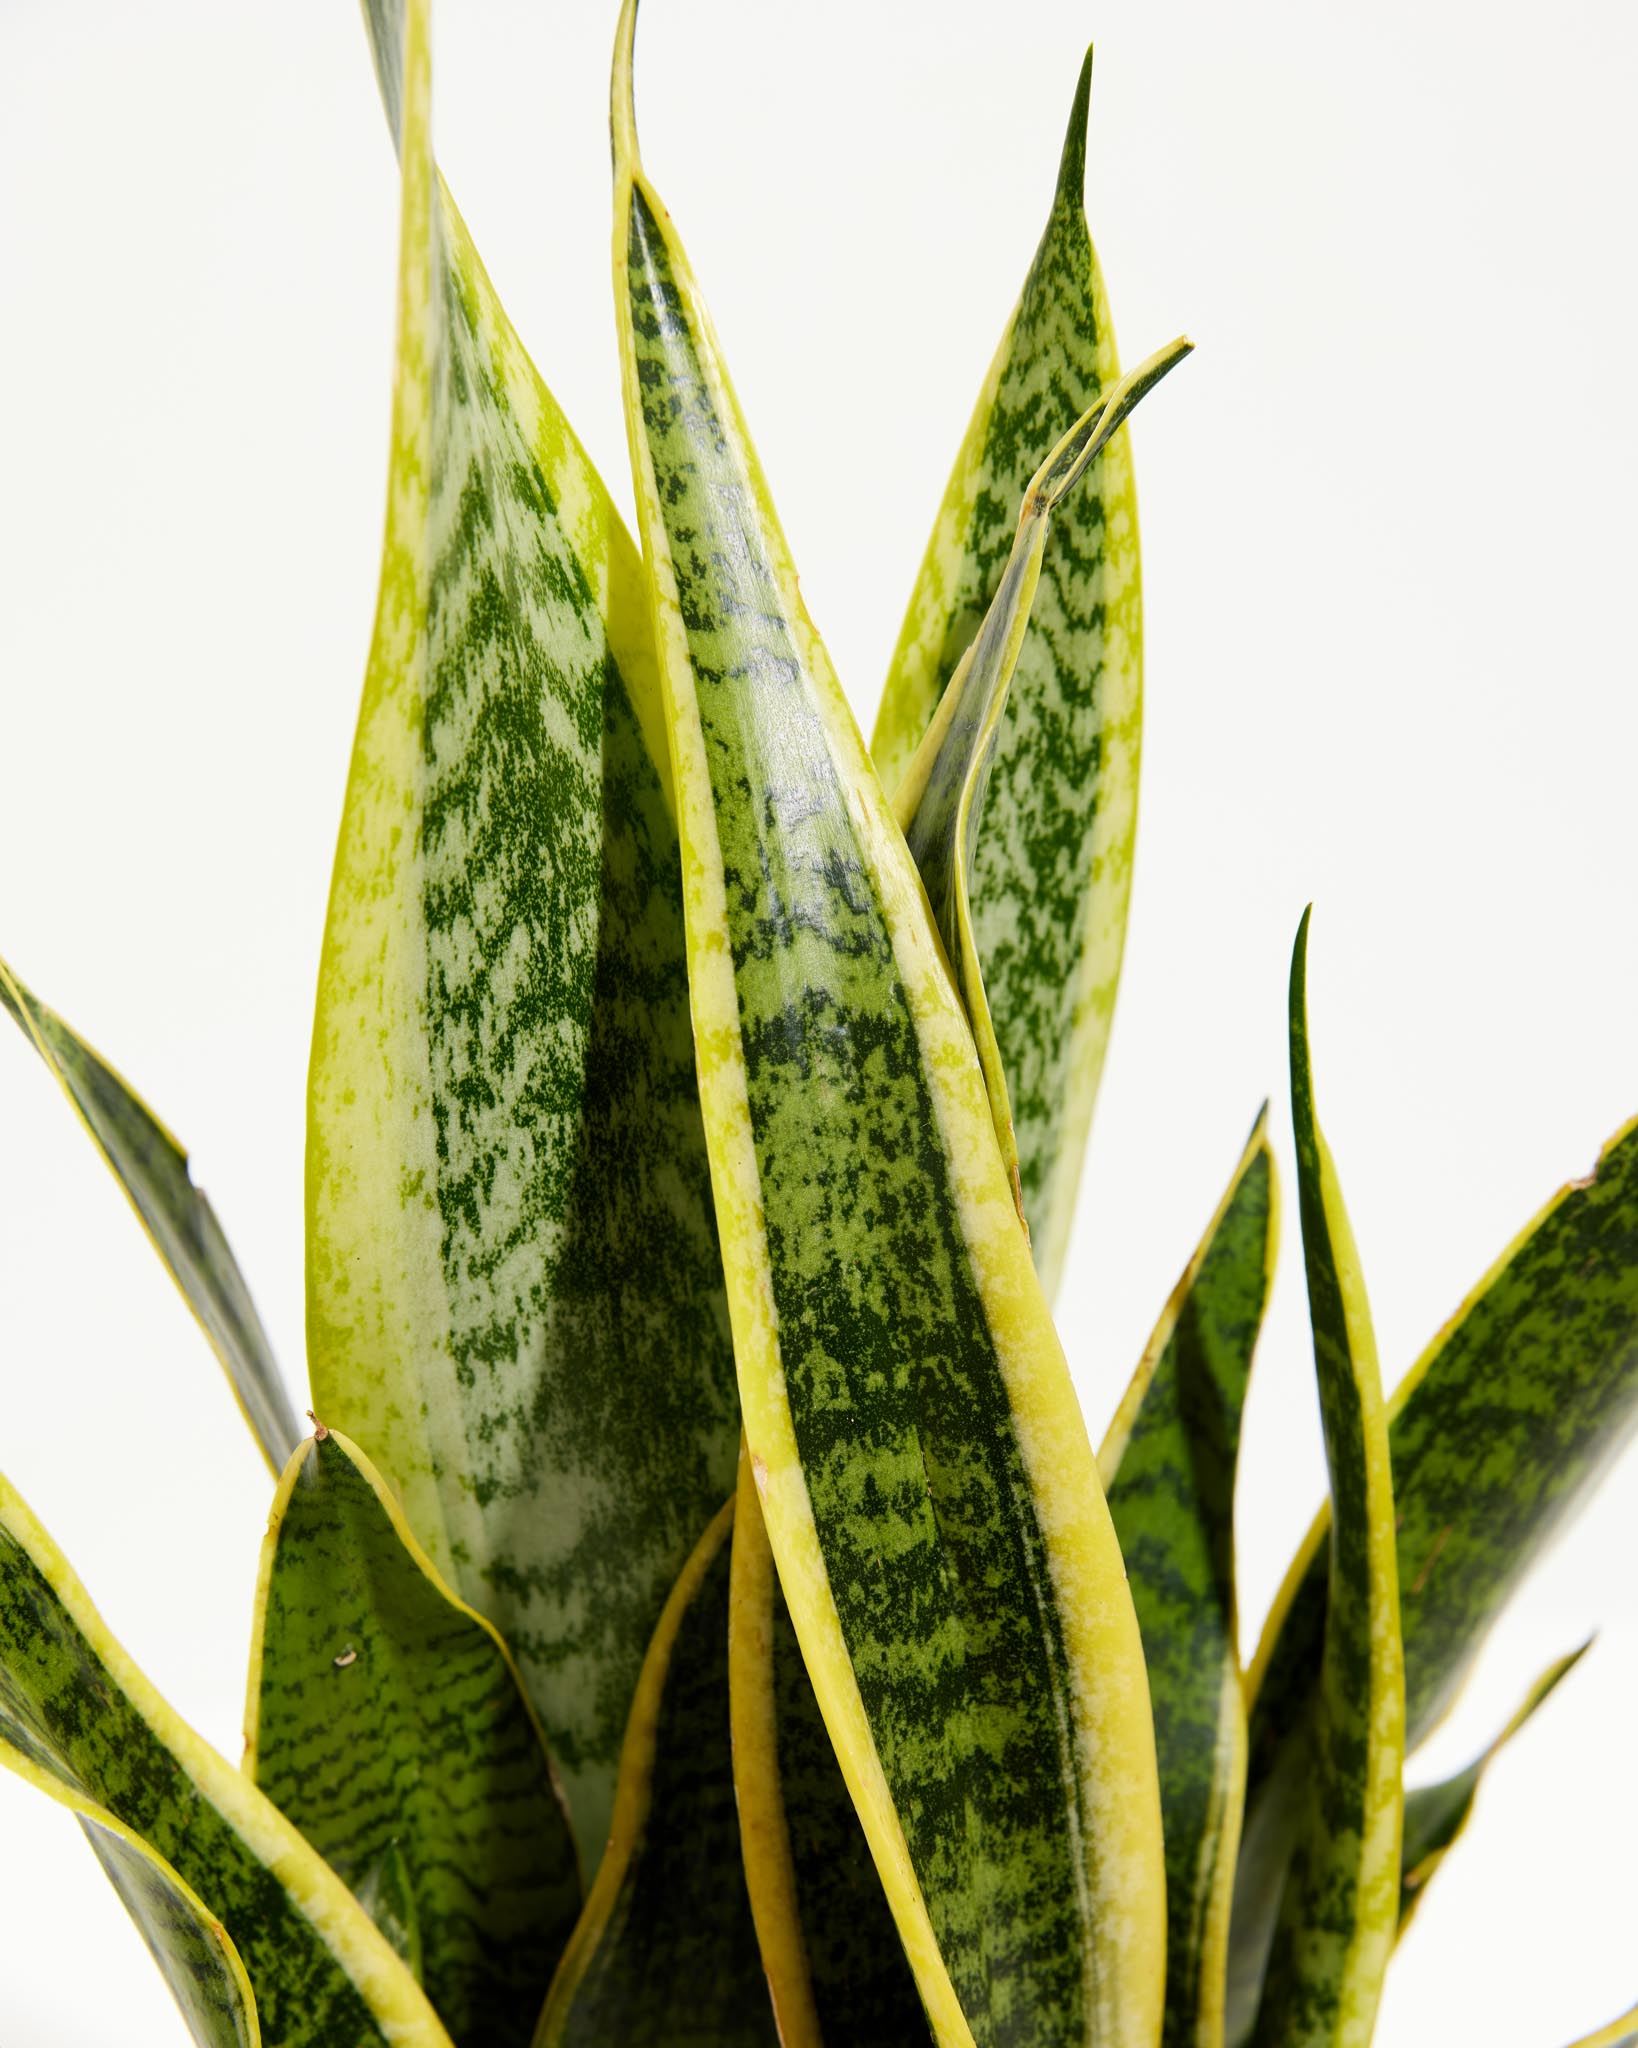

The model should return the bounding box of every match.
[307,0,737,1864]
[246,1428,581,2046]
[1247,913,1402,2048]
[728,1451,927,2048]
[536,1499,776,2047]
[0,957,297,1472]
[872,53,1146,1295]
[1100,1111,1276,2048]
[612,12,1164,2044]
[0,1472,450,2046]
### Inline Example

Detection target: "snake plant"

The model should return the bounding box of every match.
[4,5,1635,2045]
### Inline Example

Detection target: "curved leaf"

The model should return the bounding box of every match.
[1099,1110,1276,2048]
[728,1449,927,2048]
[0,1470,450,2046]
[245,1427,581,2046]
[1397,1639,1589,1937]
[1232,1110,1638,2027]
[308,0,738,1864]
[611,11,1166,2045]
[1246,912,1403,2048]
[1561,2008,1638,2048]
[896,341,1190,1219]
[0,956,297,1473]
[871,51,1147,1295]
[535,1498,776,2046]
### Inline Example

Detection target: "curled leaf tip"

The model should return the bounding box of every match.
[1027,333,1193,515]
[611,0,641,169]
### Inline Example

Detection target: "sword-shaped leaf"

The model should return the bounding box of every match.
[245,1427,581,2047]
[1230,1111,1638,2033]
[0,957,298,1473]
[895,342,1190,1220]
[871,52,1147,1296]
[307,0,737,1866]
[728,1450,927,2048]
[0,1470,450,2047]
[1098,1110,1276,2048]
[535,1498,776,2046]
[1396,1638,1590,1938]
[1247,912,1403,2048]
[611,11,1166,2044]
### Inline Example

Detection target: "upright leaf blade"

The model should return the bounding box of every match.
[0,1472,450,2046]
[872,52,1147,1295]
[246,1428,581,2047]
[536,1499,777,2047]
[0,958,297,1472]
[1099,1111,1276,2048]
[308,0,737,1864]
[611,13,1166,2044]
[1247,912,1403,2048]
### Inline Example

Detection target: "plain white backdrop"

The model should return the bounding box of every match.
[1,2,1634,2041]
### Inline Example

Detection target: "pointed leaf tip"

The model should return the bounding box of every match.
[1056,46,1094,207]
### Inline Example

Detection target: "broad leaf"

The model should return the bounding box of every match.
[1397,1639,1589,1937]
[0,956,297,1473]
[0,1471,450,2046]
[612,11,1166,2045]
[1231,1110,1638,2028]
[728,1450,927,2047]
[872,52,1147,1295]
[896,341,1190,1220]
[536,1499,776,2046]
[1247,912,1403,2048]
[308,0,737,1864]
[245,1427,581,2046]
[1099,1110,1276,2048]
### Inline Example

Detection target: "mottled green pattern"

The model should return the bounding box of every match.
[249,1432,580,2047]
[1249,915,1402,2048]
[765,1559,928,2044]
[625,174,1121,2046]
[1103,1117,1273,2048]
[0,1485,442,2046]
[1396,1641,1587,1937]
[81,1822,259,2048]
[872,54,1143,1295]
[0,959,296,1471]
[309,0,737,1863]
[1232,1113,1638,2031]
[538,1514,776,2047]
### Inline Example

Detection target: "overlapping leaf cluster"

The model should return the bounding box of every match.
[3,4,1636,2046]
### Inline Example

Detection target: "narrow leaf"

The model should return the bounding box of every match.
[245,1427,582,2046]
[535,1498,777,2046]
[1099,1110,1277,2048]
[1231,1110,1638,2027]
[872,51,1148,1295]
[0,956,297,1473]
[728,1449,928,2048]
[1397,1639,1590,1937]
[1247,911,1403,2048]
[0,1471,450,2046]
[896,340,1191,1219]
[612,13,1166,2045]
[308,0,738,1864]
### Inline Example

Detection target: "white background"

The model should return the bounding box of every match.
[1,1,1635,2041]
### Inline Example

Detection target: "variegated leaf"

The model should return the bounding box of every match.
[0,1471,450,2046]
[1247,912,1403,2048]
[895,340,1190,1220]
[1231,1111,1638,2032]
[872,52,1146,1296]
[246,1427,581,2046]
[728,1449,926,2048]
[0,956,297,1473]
[1099,1111,1276,2048]
[307,0,737,1865]
[535,1498,777,2046]
[611,10,1165,2044]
